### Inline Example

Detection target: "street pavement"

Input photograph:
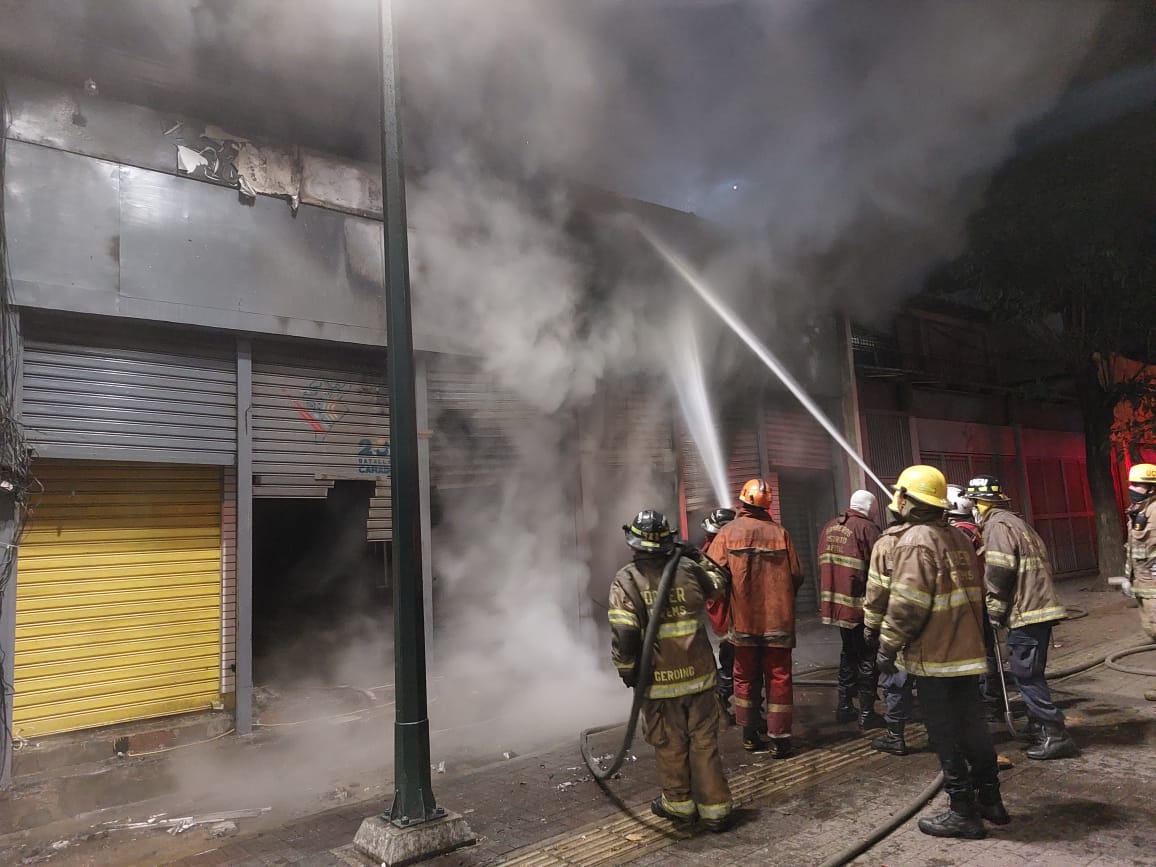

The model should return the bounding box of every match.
[3,579,1153,867]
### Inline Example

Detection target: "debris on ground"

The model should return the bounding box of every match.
[502,750,518,760]
[432,761,446,774]
[208,821,239,838]
[555,781,576,792]
[102,807,271,835]
[326,787,351,802]
[997,754,1014,770]
[50,840,70,851]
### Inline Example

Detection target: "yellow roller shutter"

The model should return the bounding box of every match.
[14,461,223,738]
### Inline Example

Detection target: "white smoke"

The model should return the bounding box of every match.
[395,0,1110,749]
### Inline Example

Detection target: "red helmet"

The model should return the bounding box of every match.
[739,478,773,510]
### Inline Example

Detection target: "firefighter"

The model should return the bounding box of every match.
[863,502,915,756]
[876,465,1008,838]
[697,508,740,719]
[966,475,1076,758]
[948,484,1002,720]
[818,490,883,728]
[706,479,804,757]
[608,509,734,832]
[1120,463,1156,702]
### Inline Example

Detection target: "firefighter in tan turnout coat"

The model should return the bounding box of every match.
[874,465,1009,840]
[966,474,1078,760]
[1120,462,1156,702]
[608,510,734,832]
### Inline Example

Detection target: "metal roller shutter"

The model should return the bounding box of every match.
[21,324,236,465]
[764,402,831,470]
[14,460,223,738]
[604,389,676,475]
[428,359,527,490]
[679,424,713,515]
[862,412,913,485]
[251,344,391,541]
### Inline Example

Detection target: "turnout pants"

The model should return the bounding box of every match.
[733,645,793,737]
[837,624,879,709]
[642,690,732,822]
[1008,623,1064,724]
[918,675,1000,800]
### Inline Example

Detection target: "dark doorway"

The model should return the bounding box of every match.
[777,471,837,616]
[252,480,387,687]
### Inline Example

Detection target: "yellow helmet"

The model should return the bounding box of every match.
[1128,463,1156,485]
[892,464,950,510]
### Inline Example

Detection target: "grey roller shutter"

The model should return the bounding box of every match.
[725,415,761,502]
[427,358,527,490]
[21,318,236,465]
[679,423,713,515]
[764,402,831,470]
[251,343,391,541]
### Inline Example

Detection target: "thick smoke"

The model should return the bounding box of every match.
[396,0,1108,749]
[0,0,1114,784]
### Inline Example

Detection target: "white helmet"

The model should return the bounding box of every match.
[946,484,974,519]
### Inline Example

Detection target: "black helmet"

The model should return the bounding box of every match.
[624,509,675,554]
[965,475,1010,504]
[701,507,737,536]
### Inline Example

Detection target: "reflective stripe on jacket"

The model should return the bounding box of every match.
[1126,496,1156,600]
[978,508,1065,628]
[818,511,880,628]
[863,524,907,633]
[878,519,988,678]
[608,554,726,700]
[706,507,803,648]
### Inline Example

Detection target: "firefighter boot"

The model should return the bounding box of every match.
[1018,718,1044,744]
[917,795,987,840]
[975,783,1010,825]
[650,797,695,827]
[770,736,795,760]
[858,707,885,731]
[1025,721,1079,760]
[742,725,769,753]
[870,721,908,756]
[835,695,857,724]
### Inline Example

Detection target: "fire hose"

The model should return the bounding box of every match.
[580,545,684,781]
[581,558,1155,863]
[819,639,1156,867]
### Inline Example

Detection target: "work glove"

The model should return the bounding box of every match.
[876,652,898,677]
[621,671,638,690]
[863,628,880,651]
[987,609,1005,630]
[1120,579,1134,599]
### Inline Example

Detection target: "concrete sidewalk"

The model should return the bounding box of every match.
[2,579,1152,867]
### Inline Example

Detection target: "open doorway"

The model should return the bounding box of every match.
[252,480,388,689]
[777,470,837,616]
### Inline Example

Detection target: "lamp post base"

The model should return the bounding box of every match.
[353,811,476,866]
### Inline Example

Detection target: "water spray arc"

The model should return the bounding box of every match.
[636,221,890,499]
[669,313,731,508]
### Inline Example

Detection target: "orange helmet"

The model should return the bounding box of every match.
[739,478,773,510]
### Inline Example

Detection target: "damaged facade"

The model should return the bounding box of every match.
[0,73,1097,775]
[0,76,851,768]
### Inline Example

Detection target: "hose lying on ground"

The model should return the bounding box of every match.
[823,640,1156,867]
[815,772,945,867]
[580,546,683,781]
[1104,643,1156,677]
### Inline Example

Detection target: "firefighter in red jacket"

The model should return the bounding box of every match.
[707,479,804,757]
[818,490,883,728]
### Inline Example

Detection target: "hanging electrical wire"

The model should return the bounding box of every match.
[0,72,38,782]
